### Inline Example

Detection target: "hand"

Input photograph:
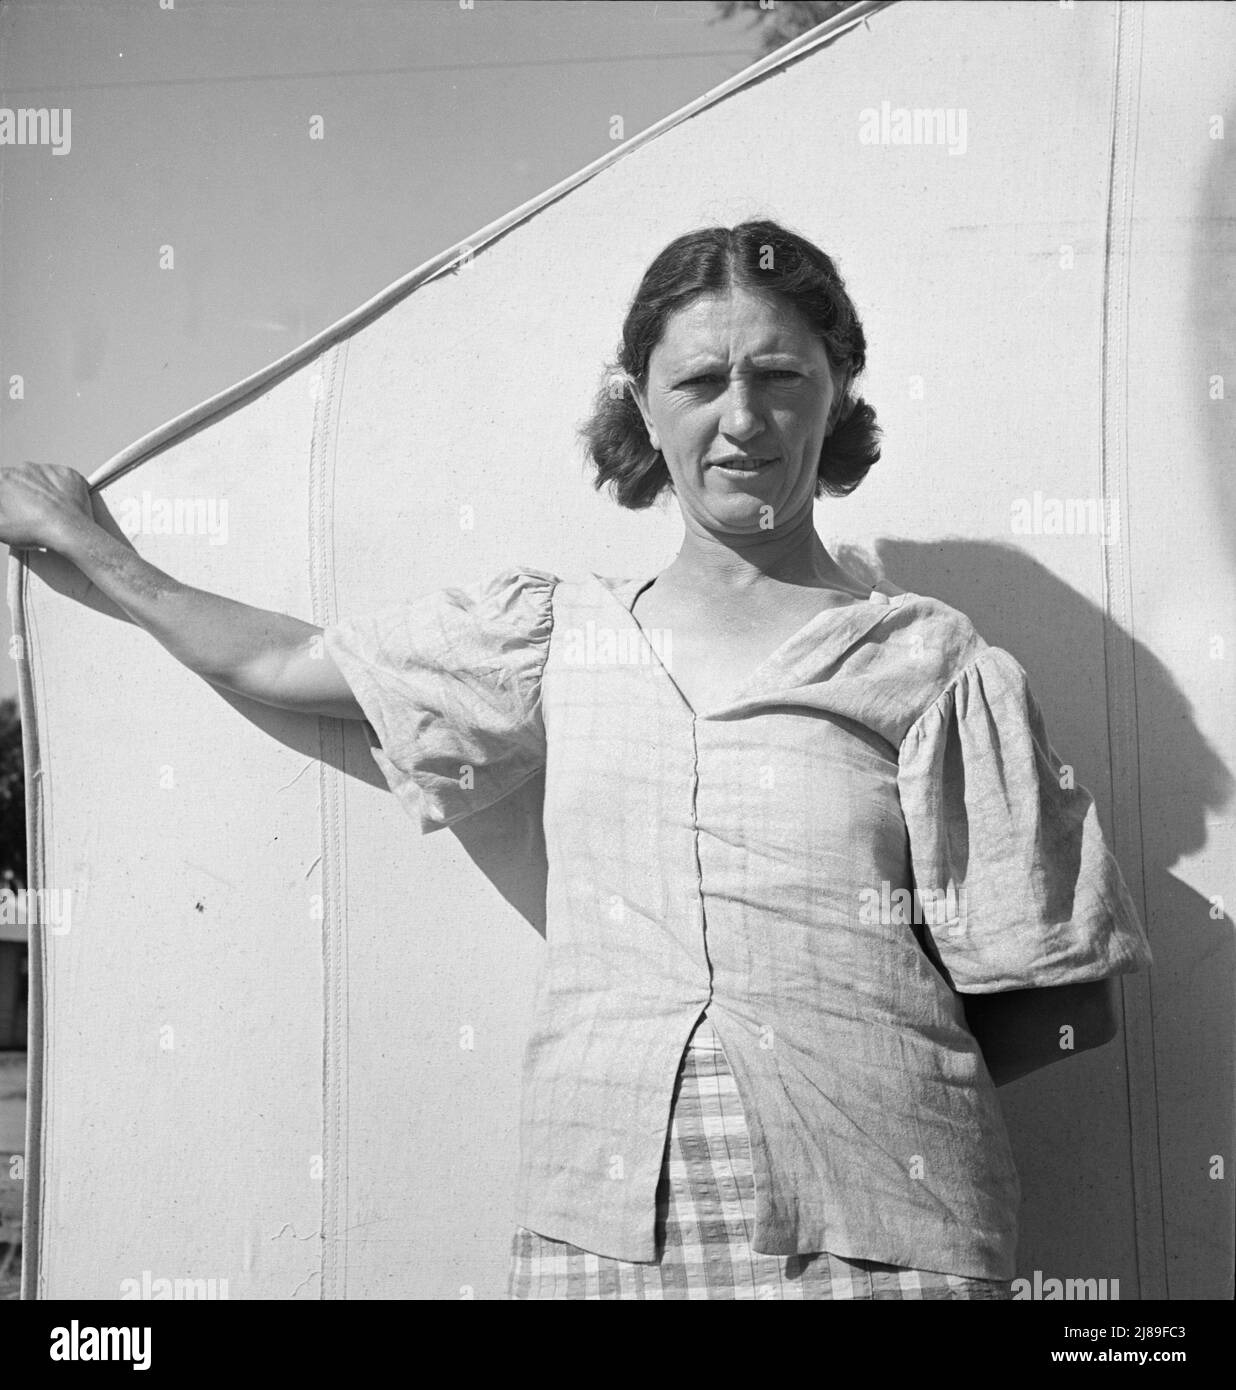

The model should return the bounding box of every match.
[0,462,94,551]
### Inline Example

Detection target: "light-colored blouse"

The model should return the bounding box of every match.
[323,566,1152,1280]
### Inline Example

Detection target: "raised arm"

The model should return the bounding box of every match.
[0,462,363,720]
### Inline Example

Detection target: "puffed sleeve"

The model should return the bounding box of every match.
[322,566,558,833]
[897,644,1152,993]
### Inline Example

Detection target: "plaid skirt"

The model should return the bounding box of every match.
[508,1016,1013,1300]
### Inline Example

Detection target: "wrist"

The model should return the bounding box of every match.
[47,507,103,561]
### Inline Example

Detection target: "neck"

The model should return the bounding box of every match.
[666,508,849,594]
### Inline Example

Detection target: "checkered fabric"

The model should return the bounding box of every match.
[507,1017,1014,1300]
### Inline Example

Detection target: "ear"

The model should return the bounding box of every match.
[628,377,661,452]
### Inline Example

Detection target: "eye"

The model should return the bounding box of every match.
[678,370,800,387]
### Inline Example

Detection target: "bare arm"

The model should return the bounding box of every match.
[0,463,363,719]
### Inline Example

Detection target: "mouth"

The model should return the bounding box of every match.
[706,455,781,476]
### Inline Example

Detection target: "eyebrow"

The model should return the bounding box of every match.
[670,353,808,373]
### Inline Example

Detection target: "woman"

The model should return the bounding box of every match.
[0,219,1151,1300]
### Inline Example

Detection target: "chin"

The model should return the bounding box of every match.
[700,497,777,529]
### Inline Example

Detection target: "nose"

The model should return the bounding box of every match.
[717,378,764,442]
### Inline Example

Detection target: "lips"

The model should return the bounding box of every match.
[707,456,780,474]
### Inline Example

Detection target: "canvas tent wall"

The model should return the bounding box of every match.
[14,0,1235,1299]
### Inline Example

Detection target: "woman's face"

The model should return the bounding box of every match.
[631,286,840,535]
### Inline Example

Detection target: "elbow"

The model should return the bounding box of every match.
[1044,978,1121,1058]
[964,976,1123,1087]
[1060,976,1120,1050]
[1086,977,1121,1048]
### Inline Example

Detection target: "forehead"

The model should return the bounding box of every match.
[652,287,823,365]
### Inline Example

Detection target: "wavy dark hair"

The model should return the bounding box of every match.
[580,219,880,510]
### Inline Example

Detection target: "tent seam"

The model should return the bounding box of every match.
[1099,0,1165,1302]
[310,343,350,1299]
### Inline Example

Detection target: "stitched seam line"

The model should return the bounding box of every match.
[1098,0,1165,1302]
[310,341,349,1299]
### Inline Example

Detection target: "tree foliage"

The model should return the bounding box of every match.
[711,1,863,58]
[0,698,25,889]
